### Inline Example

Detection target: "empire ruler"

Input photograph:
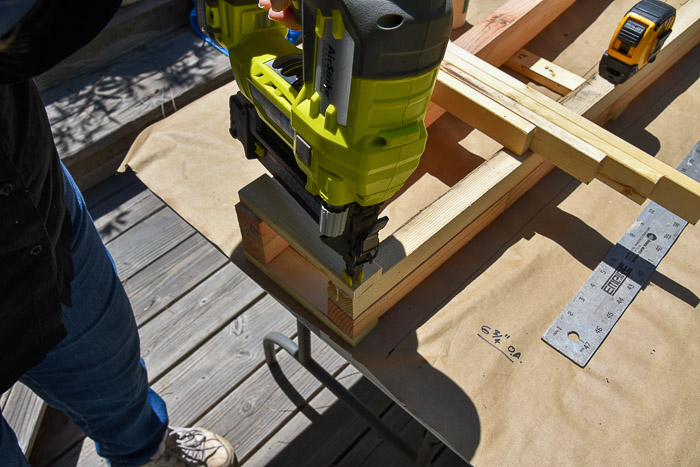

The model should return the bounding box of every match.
[543,141,699,367]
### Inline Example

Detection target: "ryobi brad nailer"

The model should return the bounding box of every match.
[195,0,453,285]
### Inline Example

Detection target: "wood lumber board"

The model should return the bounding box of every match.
[328,154,551,320]
[505,48,587,95]
[2,384,46,456]
[435,41,700,223]
[452,0,577,64]
[426,0,577,126]
[435,53,624,193]
[235,203,289,265]
[431,78,537,155]
[433,66,603,173]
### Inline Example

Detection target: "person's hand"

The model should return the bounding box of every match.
[259,0,301,30]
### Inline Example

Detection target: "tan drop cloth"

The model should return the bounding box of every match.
[121,1,699,464]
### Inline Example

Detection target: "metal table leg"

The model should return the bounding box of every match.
[263,319,422,463]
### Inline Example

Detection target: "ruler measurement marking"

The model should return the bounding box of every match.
[542,142,699,367]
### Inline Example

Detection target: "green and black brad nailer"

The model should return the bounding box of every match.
[195,0,453,285]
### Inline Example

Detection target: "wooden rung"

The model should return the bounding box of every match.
[432,72,536,155]
[435,41,700,224]
[504,48,586,95]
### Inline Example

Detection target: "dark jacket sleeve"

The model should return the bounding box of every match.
[0,1,121,392]
[0,0,122,84]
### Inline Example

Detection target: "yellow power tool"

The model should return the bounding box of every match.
[196,0,453,285]
[599,0,676,84]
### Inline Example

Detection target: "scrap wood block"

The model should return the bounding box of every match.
[327,299,377,340]
[504,48,587,95]
[235,203,289,265]
[237,199,377,344]
[236,0,700,344]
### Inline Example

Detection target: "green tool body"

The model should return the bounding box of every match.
[198,0,452,284]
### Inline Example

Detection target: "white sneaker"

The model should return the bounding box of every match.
[142,426,236,467]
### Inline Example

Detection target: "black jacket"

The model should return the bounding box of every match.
[0,0,121,393]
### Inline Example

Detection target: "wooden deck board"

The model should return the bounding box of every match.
[344,404,435,467]
[1,384,45,456]
[150,294,294,425]
[242,363,392,466]
[27,406,82,467]
[93,189,165,244]
[125,234,229,326]
[197,332,351,463]
[43,27,232,190]
[36,0,193,92]
[106,206,195,280]
[84,171,145,211]
[138,263,266,379]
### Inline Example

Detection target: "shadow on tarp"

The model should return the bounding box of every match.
[262,352,469,465]
[602,45,700,157]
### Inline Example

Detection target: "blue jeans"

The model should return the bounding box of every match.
[0,164,168,466]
